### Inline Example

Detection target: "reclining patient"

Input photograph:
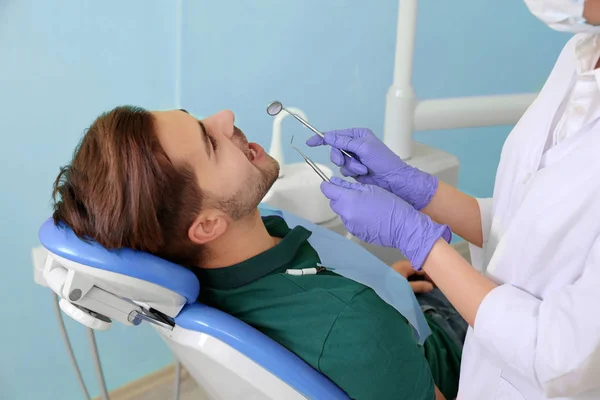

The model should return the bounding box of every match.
[51,106,467,400]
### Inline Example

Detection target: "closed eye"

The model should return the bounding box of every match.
[198,120,218,157]
[208,133,218,151]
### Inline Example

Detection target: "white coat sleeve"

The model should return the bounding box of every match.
[468,197,493,272]
[473,235,600,397]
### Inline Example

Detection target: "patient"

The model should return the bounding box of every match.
[51,106,466,400]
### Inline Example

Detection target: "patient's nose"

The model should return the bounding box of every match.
[215,110,235,138]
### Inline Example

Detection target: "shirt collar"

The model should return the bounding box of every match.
[575,34,600,75]
[194,216,312,290]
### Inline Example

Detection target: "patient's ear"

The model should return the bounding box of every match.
[188,209,228,245]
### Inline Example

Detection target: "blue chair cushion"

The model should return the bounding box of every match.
[39,217,348,398]
[38,218,200,304]
[176,303,349,399]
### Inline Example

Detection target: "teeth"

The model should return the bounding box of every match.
[249,148,257,160]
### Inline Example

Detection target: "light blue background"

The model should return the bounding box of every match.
[0,1,571,399]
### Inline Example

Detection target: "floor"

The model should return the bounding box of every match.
[130,371,210,400]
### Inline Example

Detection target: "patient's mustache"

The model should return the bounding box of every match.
[233,126,247,145]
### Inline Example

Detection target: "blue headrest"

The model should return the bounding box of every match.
[38,218,200,304]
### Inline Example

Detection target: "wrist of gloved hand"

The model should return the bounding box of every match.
[387,167,439,211]
[397,213,451,271]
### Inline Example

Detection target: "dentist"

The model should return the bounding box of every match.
[307,1,600,399]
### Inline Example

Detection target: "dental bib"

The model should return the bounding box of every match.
[258,204,431,344]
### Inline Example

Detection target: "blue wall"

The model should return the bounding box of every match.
[0,1,177,399]
[1,1,571,399]
[181,0,571,197]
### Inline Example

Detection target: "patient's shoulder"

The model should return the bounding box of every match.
[280,271,369,302]
[325,287,413,336]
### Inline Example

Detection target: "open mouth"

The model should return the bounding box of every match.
[232,127,259,162]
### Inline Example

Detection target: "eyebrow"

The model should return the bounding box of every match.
[178,109,211,159]
[198,120,212,159]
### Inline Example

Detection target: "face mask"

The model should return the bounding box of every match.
[524,0,600,33]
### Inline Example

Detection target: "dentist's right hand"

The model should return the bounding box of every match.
[307,128,438,210]
[321,177,451,271]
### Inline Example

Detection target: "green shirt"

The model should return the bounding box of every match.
[196,216,459,400]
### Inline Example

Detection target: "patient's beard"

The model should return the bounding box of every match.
[217,155,279,220]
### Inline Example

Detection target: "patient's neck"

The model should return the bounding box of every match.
[201,208,280,269]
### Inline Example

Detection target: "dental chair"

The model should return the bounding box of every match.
[36,217,349,400]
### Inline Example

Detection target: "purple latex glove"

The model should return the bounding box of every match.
[306,128,438,210]
[321,177,451,271]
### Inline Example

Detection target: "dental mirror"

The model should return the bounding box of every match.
[266,101,283,116]
[266,100,353,159]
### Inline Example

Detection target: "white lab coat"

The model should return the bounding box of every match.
[458,35,600,399]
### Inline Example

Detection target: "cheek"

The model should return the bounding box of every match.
[218,152,254,192]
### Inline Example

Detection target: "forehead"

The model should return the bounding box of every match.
[152,110,204,166]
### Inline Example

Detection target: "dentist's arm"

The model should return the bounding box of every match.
[421,239,496,327]
[421,182,483,247]
[584,0,600,25]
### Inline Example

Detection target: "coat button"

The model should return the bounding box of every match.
[558,130,567,141]
[522,173,532,184]
[573,105,586,115]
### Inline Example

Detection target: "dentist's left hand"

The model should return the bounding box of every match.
[321,177,451,271]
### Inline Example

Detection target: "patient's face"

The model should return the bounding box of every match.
[153,109,279,219]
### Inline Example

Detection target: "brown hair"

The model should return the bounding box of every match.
[52,105,204,267]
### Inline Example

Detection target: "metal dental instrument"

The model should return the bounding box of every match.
[267,100,354,159]
[290,136,330,182]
